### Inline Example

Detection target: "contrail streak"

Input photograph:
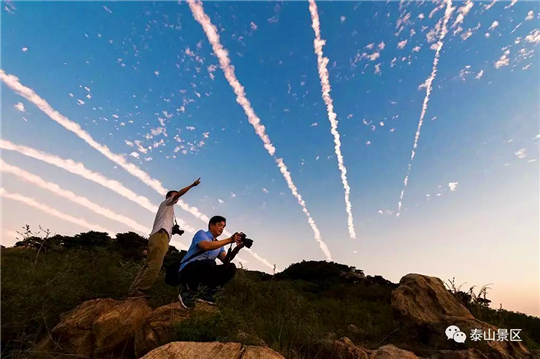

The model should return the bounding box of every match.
[188,0,332,260]
[1,159,150,235]
[0,188,113,235]
[308,0,356,240]
[0,139,194,232]
[397,0,454,217]
[0,70,208,224]
[0,73,265,265]
[0,140,249,262]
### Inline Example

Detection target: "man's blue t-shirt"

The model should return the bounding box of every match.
[179,230,225,272]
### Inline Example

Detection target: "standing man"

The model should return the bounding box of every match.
[128,178,201,298]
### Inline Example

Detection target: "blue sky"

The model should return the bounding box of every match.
[1,0,539,316]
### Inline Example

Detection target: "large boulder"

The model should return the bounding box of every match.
[434,349,490,358]
[134,302,215,358]
[391,274,532,359]
[329,337,370,359]
[391,274,474,326]
[36,298,152,358]
[139,342,285,359]
[370,344,419,358]
[326,337,419,359]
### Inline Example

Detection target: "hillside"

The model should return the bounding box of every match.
[1,229,539,359]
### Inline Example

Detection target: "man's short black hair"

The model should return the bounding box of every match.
[209,215,226,229]
[166,190,176,199]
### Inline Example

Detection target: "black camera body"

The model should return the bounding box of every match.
[172,224,184,236]
[239,233,254,248]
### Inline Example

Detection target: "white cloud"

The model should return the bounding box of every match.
[15,102,25,112]
[262,188,269,193]
[130,152,140,158]
[154,71,160,76]
[374,63,381,75]
[218,199,224,204]
[489,21,499,30]
[452,1,474,29]
[494,50,510,69]
[103,5,113,13]
[77,99,85,105]
[448,182,459,191]
[412,46,421,52]
[231,192,236,198]
[525,29,540,44]
[366,141,371,146]
[462,23,481,41]
[250,22,257,30]
[475,70,484,79]
[340,16,346,23]
[484,0,498,11]
[378,41,386,50]
[418,13,425,19]
[515,148,527,159]
[22,47,28,52]
[311,122,318,127]
[504,0,517,9]
[397,39,408,49]
[525,11,534,21]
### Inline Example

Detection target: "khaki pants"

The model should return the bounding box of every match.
[128,231,169,296]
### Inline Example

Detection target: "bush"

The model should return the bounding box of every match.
[174,269,396,359]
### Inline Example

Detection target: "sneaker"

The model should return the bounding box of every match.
[178,286,195,309]
[195,286,219,305]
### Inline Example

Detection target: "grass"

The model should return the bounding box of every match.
[2,237,539,359]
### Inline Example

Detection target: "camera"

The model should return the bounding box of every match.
[172,224,184,236]
[239,233,254,248]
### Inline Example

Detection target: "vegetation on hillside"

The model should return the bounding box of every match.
[1,226,539,359]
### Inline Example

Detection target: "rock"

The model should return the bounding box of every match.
[329,337,370,359]
[391,274,532,359]
[139,342,284,359]
[134,302,191,358]
[36,298,151,358]
[93,298,153,357]
[391,274,474,327]
[369,344,419,358]
[434,349,489,358]
[242,345,286,359]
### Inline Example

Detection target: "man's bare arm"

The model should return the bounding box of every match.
[172,178,200,202]
[198,236,234,251]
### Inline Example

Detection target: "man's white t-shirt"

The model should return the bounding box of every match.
[150,196,178,239]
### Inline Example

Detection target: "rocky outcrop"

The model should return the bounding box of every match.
[139,342,285,359]
[36,298,152,358]
[391,274,532,359]
[433,349,490,358]
[370,344,419,358]
[326,337,420,359]
[134,302,191,358]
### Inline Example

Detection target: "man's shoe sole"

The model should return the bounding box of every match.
[195,298,216,306]
[178,294,192,309]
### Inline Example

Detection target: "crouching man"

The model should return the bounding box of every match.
[178,215,244,308]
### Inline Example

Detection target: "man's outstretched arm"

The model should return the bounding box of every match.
[172,178,201,202]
